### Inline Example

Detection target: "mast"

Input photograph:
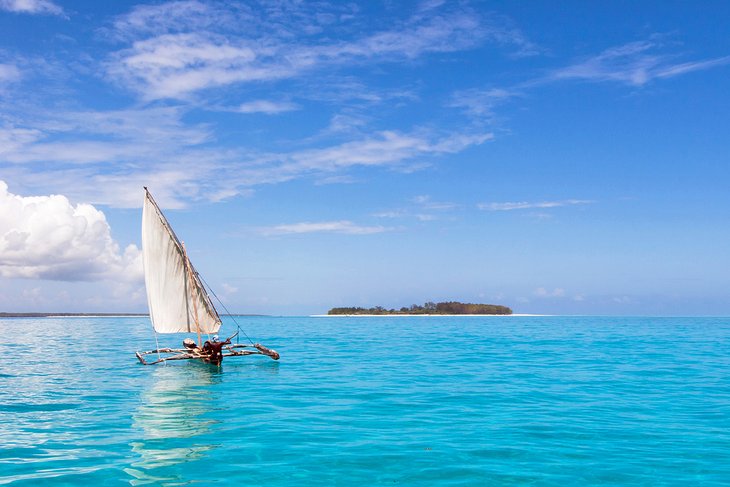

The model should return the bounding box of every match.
[182,242,202,346]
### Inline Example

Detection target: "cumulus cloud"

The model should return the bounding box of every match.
[0,181,142,281]
[0,0,64,16]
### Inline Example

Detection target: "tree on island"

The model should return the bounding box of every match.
[327,301,512,315]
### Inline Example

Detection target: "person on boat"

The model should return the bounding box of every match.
[202,335,231,365]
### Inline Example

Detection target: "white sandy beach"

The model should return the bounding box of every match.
[310,313,547,317]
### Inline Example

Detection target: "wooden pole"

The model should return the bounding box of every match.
[182,242,202,347]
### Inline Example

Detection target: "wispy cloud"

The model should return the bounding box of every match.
[258,220,389,236]
[1,99,491,208]
[106,3,533,100]
[478,199,593,211]
[108,0,355,41]
[534,287,565,298]
[314,174,358,185]
[0,106,219,208]
[654,56,730,79]
[228,131,492,189]
[288,131,491,172]
[0,2,513,211]
[109,0,231,39]
[551,40,730,86]
[448,87,518,120]
[0,125,42,155]
[481,12,541,58]
[373,194,458,222]
[234,100,299,114]
[0,0,64,16]
[446,37,729,134]
[411,195,459,211]
[320,112,371,136]
[0,63,21,85]
[220,282,238,297]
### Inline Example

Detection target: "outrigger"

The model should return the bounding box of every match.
[135,339,279,366]
[135,187,279,365]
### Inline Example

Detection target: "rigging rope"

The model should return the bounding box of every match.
[153,327,163,365]
[199,274,255,346]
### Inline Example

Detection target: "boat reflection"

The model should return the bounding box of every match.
[125,364,222,485]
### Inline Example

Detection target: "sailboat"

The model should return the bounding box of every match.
[135,188,279,365]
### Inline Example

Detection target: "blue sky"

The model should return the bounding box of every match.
[0,0,728,315]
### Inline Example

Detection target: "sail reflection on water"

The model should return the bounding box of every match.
[125,365,221,485]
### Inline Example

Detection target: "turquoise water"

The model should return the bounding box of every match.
[1,316,729,485]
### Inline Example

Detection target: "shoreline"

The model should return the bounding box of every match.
[311,313,547,317]
[0,312,148,318]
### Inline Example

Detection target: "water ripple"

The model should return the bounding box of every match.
[1,316,729,485]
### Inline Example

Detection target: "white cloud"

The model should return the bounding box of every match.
[411,195,458,211]
[323,10,485,61]
[235,100,299,114]
[655,56,730,79]
[110,0,227,39]
[106,4,530,100]
[0,63,21,85]
[322,112,371,135]
[314,174,357,185]
[291,131,436,170]
[258,220,389,236]
[0,181,142,281]
[1,107,211,165]
[220,282,238,297]
[108,33,273,100]
[0,0,63,16]
[478,199,593,211]
[534,287,565,298]
[448,87,517,119]
[227,130,492,189]
[551,40,730,86]
[2,101,491,209]
[0,125,42,155]
[373,194,458,222]
[0,107,222,208]
[372,210,404,219]
[109,0,351,41]
[295,130,491,171]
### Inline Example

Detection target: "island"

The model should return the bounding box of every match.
[328,301,512,315]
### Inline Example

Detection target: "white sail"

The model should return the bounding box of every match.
[142,189,221,335]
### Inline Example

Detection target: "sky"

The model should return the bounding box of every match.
[0,0,729,316]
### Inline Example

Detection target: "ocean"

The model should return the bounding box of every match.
[1,315,729,486]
